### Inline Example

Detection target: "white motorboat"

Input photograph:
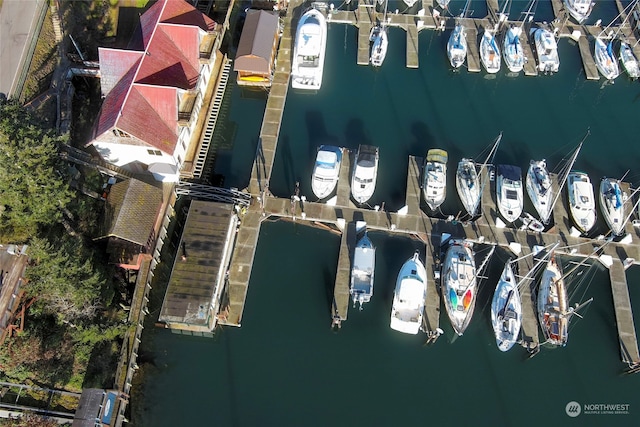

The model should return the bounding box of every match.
[599,177,625,236]
[369,24,388,67]
[619,41,640,80]
[567,171,597,234]
[351,145,379,205]
[532,27,559,73]
[350,230,375,309]
[594,37,619,81]
[390,251,427,335]
[311,145,342,200]
[447,23,468,69]
[422,149,448,211]
[456,159,480,217]
[442,239,477,336]
[537,252,568,347]
[526,159,553,225]
[291,8,327,90]
[503,25,525,73]
[496,164,524,224]
[480,28,501,73]
[563,0,594,24]
[491,260,521,352]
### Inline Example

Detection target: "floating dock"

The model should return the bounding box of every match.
[608,259,640,368]
[516,254,540,353]
[576,35,600,80]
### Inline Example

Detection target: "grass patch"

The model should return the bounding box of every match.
[21,5,58,104]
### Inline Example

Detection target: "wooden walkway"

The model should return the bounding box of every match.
[332,221,354,324]
[576,35,600,80]
[518,25,539,77]
[356,3,373,66]
[423,239,441,337]
[609,259,640,368]
[516,255,540,352]
[465,22,481,72]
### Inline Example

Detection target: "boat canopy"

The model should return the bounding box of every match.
[427,149,448,164]
[298,19,322,57]
[498,164,522,181]
[316,146,340,167]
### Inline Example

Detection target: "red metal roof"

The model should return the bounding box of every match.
[93,0,215,154]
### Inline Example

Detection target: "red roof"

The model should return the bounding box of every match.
[92,0,215,154]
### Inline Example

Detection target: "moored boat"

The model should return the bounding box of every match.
[456,159,480,217]
[503,25,525,73]
[350,229,376,309]
[526,159,553,225]
[480,28,501,73]
[447,0,471,69]
[537,252,568,346]
[496,164,524,224]
[567,171,597,234]
[599,177,625,236]
[390,251,427,335]
[442,239,477,336]
[370,24,388,67]
[563,0,594,24]
[422,149,448,211]
[351,145,379,205]
[291,7,327,90]
[594,37,619,81]
[311,145,342,200]
[491,260,521,352]
[532,27,559,73]
[619,41,640,80]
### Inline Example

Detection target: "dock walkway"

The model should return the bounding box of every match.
[609,259,640,368]
[516,255,540,352]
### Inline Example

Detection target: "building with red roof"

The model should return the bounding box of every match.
[88,0,223,182]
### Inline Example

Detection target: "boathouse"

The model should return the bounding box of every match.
[234,9,280,87]
[95,179,163,271]
[158,201,238,334]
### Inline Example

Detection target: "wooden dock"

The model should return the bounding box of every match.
[549,0,566,21]
[518,25,539,77]
[465,22,481,73]
[516,254,540,352]
[332,221,354,325]
[405,156,422,215]
[609,259,640,368]
[336,148,352,208]
[407,21,420,68]
[576,35,600,80]
[423,240,441,337]
[356,3,374,66]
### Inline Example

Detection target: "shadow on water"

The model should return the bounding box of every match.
[343,118,371,150]
[223,332,240,427]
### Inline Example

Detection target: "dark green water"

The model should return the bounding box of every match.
[139,3,640,426]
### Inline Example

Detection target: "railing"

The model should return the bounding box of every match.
[176,181,251,206]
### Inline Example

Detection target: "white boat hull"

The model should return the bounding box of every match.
[350,232,375,309]
[563,0,593,24]
[491,261,522,352]
[525,159,553,224]
[423,149,448,211]
[442,240,476,336]
[351,145,379,205]
[291,8,327,91]
[480,30,501,74]
[532,28,559,73]
[537,255,568,347]
[447,24,467,69]
[390,252,427,335]
[496,165,524,224]
[503,26,524,73]
[567,171,596,234]
[456,159,481,218]
[599,178,625,236]
[370,26,388,67]
[594,37,619,81]
[620,42,640,79]
[312,145,342,200]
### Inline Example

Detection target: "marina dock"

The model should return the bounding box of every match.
[516,255,540,352]
[576,35,600,80]
[217,0,640,370]
[517,26,539,77]
[464,21,481,73]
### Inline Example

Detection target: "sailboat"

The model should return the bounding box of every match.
[563,0,594,24]
[390,251,427,335]
[422,149,448,211]
[350,227,375,310]
[456,132,502,218]
[447,0,471,69]
[537,249,595,347]
[567,171,597,234]
[370,1,388,67]
[480,27,501,73]
[503,0,535,73]
[526,159,553,225]
[531,25,559,73]
[619,41,640,80]
[403,0,419,7]
[491,260,521,352]
[291,6,328,90]
[496,164,524,224]
[599,177,625,236]
[442,239,477,336]
[594,36,620,81]
[351,145,379,205]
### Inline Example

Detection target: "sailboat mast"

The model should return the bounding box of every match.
[544,130,589,224]
[520,0,536,29]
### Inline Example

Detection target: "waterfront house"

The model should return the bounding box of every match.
[234,9,280,87]
[87,0,223,182]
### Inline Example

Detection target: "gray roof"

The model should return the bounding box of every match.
[234,9,279,74]
[99,179,163,246]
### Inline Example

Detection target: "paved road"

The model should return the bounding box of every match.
[0,0,45,98]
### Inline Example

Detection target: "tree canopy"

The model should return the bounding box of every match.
[0,100,73,241]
